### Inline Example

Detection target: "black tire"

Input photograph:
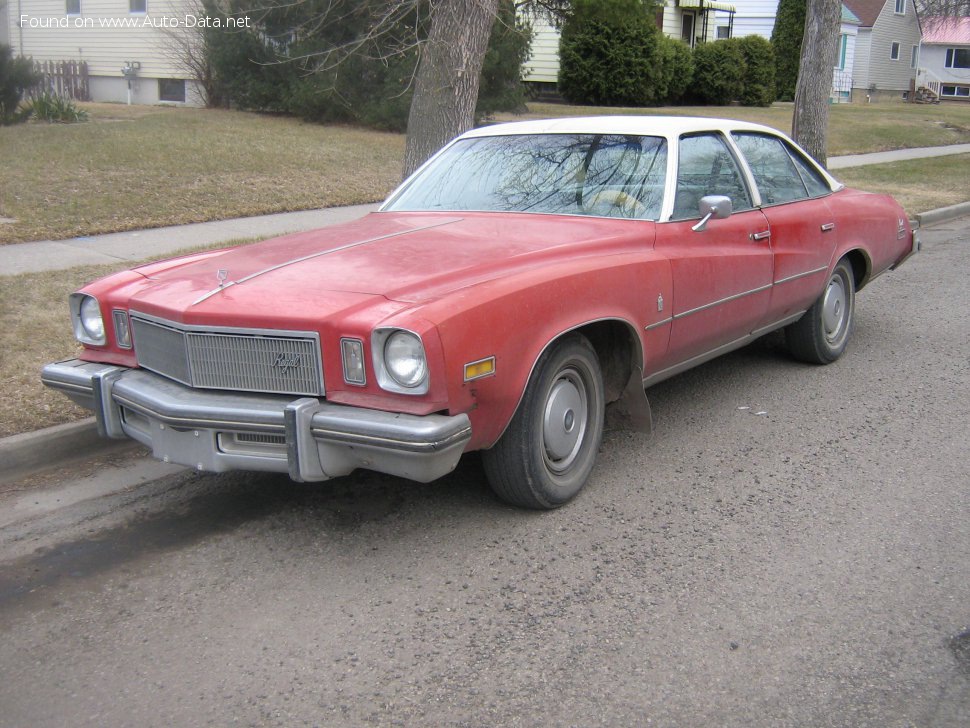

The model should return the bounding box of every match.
[786,258,855,364]
[482,334,605,510]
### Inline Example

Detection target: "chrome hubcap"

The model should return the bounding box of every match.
[822,275,847,342]
[543,369,588,474]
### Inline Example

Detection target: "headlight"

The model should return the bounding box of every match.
[373,328,429,394]
[385,331,427,388]
[70,293,106,346]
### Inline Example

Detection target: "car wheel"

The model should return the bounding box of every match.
[483,334,605,509]
[786,258,855,364]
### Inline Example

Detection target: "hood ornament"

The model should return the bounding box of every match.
[217,269,229,288]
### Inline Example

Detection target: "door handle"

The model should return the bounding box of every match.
[750,230,771,241]
[821,223,836,232]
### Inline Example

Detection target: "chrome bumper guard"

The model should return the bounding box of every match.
[41,359,472,483]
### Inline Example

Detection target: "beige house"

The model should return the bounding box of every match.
[4,0,206,105]
[842,0,923,101]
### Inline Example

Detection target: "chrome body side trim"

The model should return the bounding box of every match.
[645,317,673,331]
[40,360,471,484]
[642,312,806,389]
[774,266,828,286]
[673,284,774,320]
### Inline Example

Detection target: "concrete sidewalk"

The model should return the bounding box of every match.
[1,203,379,276]
[826,142,970,169]
[3,143,970,277]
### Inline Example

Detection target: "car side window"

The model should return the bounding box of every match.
[733,132,833,203]
[732,132,808,204]
[785,142,832,197]
[673,133,753,220]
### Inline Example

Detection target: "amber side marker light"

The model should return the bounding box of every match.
[464,357,496,382]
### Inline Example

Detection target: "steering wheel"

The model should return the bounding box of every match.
[584,189,647,219]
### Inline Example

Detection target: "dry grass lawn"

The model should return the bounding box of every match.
[504,101,970,156]
[0,103,404,244]
[836,154,970,214]
[0,263,115,437]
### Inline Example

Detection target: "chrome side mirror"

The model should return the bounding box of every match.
[691,195,733,232]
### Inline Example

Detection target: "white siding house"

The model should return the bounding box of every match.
[523,1,737,86]
[1,3,10,47]
[525,2,860,103]
[843,0,923,100]
[917,16,970,101]
[714,0,777,39]
[5,0,207,105]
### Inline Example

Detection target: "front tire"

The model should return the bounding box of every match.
[483,334,605,509]
[786,258,855,364]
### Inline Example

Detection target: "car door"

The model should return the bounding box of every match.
[652,132,773,369]
[731,132,839,326]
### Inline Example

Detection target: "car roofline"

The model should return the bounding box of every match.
[459,115,780,140]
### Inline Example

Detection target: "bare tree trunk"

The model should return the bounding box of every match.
[791,0,841,167]
[402,0,500,178]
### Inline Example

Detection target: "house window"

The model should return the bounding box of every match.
[890,42,900,61]
[894,0,905,14]
[945,48,970,69]
[835,34,848,70]
[911,45,919,69]
[158,78,186,103]
[940,85,970,98]
[66,0,81,15]
[717,26,731,40]
[681,13,695,47]
[129,0,147,13]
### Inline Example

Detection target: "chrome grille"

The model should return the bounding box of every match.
[130,314,324,396]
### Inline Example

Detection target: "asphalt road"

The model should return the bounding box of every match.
[1,220,968,727]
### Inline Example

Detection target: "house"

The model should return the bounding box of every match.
[4,0,207,106]
[523,1,738,86]
[842,0,922,101]
[524,2,862,103]
[917,16,970,102]
[1,3,10,46]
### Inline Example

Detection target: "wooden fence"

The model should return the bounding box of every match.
[32,61,90,101]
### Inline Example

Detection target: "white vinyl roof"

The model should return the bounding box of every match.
[462,115,780,141]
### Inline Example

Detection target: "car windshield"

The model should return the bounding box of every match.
[385,133,668,220]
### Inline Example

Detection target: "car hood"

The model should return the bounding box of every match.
[126,211,648,319]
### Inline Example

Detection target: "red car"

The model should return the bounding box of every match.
[42,117,919,508]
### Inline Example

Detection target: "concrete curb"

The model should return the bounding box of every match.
[2,203,968,484]
[915,201,970,228]
[0,417,135,484]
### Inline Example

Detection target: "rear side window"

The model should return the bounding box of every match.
[733,132,832,204]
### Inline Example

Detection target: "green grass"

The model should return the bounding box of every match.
[0,103,405,244]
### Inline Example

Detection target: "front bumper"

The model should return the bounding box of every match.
[41,359,472,483]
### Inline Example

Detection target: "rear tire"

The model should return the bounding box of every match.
[483,334,605,509]
[786,258,855,364]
